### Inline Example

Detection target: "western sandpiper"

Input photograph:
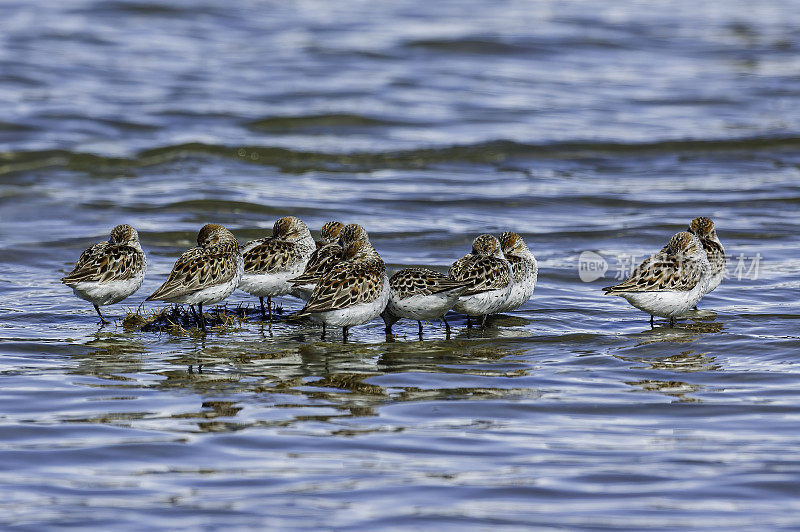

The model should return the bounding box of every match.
[239,216,315,320]
[494,231,537,314]
[296,236,389,341]
[603,231,710,327]
[687,216,725,299]
[381,267,469,336]
[449,234,514,328]
[289,221,345,300]
[146,223,243,331]
[290,222,364,300]
[316,221,344,248]
[61,224,146,325]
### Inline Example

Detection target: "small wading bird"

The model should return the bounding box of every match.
[146,224,243,331]
[289,221,345,301]
[381,267,470,337]
[295,231,389,341]
[686,216,725,308]
[602,231,711,327]
[493,231,537,314]
[239,216,315,320]
[449,234,514,328]
[61,224,147,325]
[290,222,368,307]
[315,221,345,249]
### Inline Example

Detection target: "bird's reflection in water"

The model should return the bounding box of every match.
[625,378,704,403]
[66,321,545,435]
[629,350,720,373]
[194,400,244,432]
[610,311,725,403]
[377,338,528,372]
[162,335,533,431]
[484,314,532,328]
[633,312,724,345]
[618,348,718,403]
[69,331,148,381]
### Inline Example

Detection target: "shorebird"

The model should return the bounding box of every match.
[146,223,243,331]
[449,234,514,328]
[239,216,315,320]
[61,224,146,325]
[381,267,469,336]
[289,221,345,301]
[290,222,367,301]
[687,216,725,303]
[493,231,537,314]
[316,221,345,248]
[295,235,389,341]
[603,231,711,327]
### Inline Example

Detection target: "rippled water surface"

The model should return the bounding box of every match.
[2,0,800,529]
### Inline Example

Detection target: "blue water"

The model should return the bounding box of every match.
[1,0,800,529]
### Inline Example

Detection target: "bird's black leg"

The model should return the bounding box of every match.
[342,326,349,343]
[198,302,206,332]
[480,315,487,329]
[418,320,423,338]
[467,316,472,329]
[443,315,451,336]
[94,304,110,325]
[650,315,654,328]
[259,297,266,320]
[669,316,676,328]
[267,296,273,322]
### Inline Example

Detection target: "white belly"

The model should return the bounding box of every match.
[239,261,306,298]
[71,269,145,307]
[311,275,390,328]
[386,288,464,321]
[494,269,537,314]
[619,281,706,318]
[705,270,724,295]
[453,283,513,316]
[290,283,315,301]
[166,255,243,306]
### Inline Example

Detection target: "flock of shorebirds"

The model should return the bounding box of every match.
[60,216,724,339]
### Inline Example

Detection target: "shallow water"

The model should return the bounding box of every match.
[2,0,800,529]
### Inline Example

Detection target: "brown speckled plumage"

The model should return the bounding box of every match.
[687,216,725,278]
[449,234,511,295]
[290,223,370,287]
[243,240,303,273]
[389,268,469,300]
[603,231,705,293]
[338,224,369,246]
[290,243,343,286]
[242,216,313,275]
[147,224,240,301]
[297,239,386,314]
[61,224,145,285]
[504,256,527,283]
[298,261,385,313]
[498,231,535,283]
[319,221,344,245]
